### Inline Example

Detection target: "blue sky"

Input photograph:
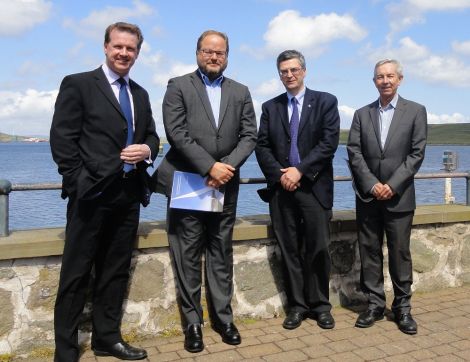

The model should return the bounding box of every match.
[1,0,470,136]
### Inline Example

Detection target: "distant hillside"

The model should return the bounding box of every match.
[427,123,470,144]
[339,123,470,145]
[0,132,27,142]
[2,124,469,145]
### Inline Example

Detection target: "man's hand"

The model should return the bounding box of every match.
[207,162,235,188]
[120,144,151,164]
[372,182,395,200]
[280,167,302,192]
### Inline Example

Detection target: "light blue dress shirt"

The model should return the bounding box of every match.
[199,69,223,127]
[378,93,398,149]
[287,88,306,121]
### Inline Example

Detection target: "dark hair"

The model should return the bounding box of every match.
[104,22,144,51]
[276,50,306,70]
[196,30,229,55]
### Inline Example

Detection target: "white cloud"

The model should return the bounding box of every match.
[387,0,470,39]
[152,62,196,86]
[0,0,52,36]
[339,105,356,129]
[452,40,470,56]
[337,105,470,129]
[251,98,262,127]
[254,78,283,97]
[0,89,57,136]
[427,112,470,124]
[407,0,470,11]
[365,37,470,87]
[243,10,367,58]
[63,0,154,40]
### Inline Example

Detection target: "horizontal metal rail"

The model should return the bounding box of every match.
[1,172,470,237]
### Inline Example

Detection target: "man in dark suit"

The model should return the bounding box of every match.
[256,50,339,331]
[154,30,256,352]
[50,22,159,361]
[347,59,427,335]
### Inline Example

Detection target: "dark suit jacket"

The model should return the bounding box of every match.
[255,88,340,209]
[50,67,159,202]
[154,70,257,199]
[347,95,427,212]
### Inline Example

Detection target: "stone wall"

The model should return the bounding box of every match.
[1,218,470,359]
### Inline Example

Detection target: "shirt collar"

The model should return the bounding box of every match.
[379,93,399,110]
[287,87,306,103]
[102,63,130,85]
[198,69,224,87]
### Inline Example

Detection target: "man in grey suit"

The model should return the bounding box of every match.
[347,59,427,335]
[154,30,257,352]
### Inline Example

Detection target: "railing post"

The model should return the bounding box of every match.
[466,173,470,206]
[0,179,12,237]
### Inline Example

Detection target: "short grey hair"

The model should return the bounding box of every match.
[276,50,306,70]
[373,59,403,79]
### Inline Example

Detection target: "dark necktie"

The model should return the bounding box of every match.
[289,97,300,166]
[117,77,134,172]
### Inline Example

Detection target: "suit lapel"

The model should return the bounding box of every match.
[218,78,230,129]
[190,71,217,130]
[298,88,315,137]
[276,94,290,136]
[129,80,143,137]
[93,68,126,122]
[368,100,382,150]
[383,96,405,152]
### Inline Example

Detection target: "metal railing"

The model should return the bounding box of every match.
[1,172,469,237]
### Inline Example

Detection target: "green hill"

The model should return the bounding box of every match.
[0,132,27,142]
[340,123,470,145]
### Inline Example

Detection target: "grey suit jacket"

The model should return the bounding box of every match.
[154,70,257,198]
[347,95,427,212]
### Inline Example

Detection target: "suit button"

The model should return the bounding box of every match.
[287,139,291,143]
[285,157,289,161]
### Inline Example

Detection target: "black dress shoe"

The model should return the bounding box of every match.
[184,324,204,353]
[213,322,241,345]
[283,311,305,330]
[316,311,335,329]
[355,309,384,328]
[93,341,147,360]
[396,313,417,335]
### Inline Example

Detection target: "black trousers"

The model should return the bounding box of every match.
[54,177,140,362]
[166,182,238,327]
[356,198,414,313]
[269,183,332,314]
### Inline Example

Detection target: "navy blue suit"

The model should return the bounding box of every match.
[256,88,340,314]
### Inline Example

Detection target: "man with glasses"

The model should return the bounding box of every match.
[256,49,339,331]
[154,30,257,352]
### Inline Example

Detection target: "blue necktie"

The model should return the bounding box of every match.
[117,78,134,172]
[289,97,300,166]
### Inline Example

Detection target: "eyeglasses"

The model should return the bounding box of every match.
[199,49,227,59]
[279,67,303,77]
